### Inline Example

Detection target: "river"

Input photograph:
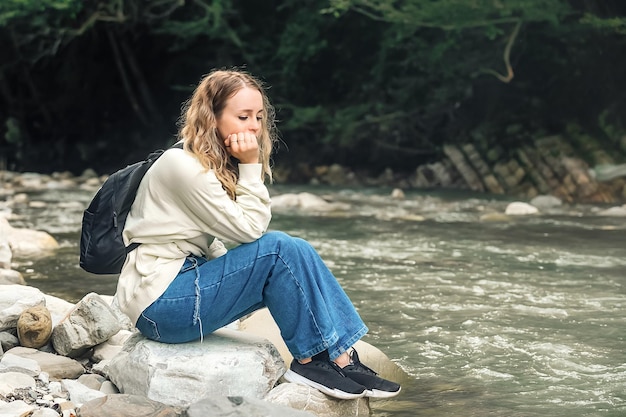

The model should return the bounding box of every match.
[8,184,626,417]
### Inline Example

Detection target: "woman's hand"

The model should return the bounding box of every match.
[225,132,260,164]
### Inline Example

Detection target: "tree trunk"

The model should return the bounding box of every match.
[106,28,150,126]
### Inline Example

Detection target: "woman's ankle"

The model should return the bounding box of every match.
[333,351,351,368]
[298,349,352,368]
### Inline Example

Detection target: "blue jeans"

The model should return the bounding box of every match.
[135,231,368,361]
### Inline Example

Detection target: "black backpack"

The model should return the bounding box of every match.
[79,143,183,274]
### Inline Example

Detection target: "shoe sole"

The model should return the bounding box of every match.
[283,370,366,400]
[365,387,402,398]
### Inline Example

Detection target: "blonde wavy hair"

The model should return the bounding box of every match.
[178,69,277,200]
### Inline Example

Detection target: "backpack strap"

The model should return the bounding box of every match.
[125,141,184,254]
[126,242,141,253]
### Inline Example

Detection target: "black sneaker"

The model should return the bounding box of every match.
[342,349,402,398]
[283,351,367,400]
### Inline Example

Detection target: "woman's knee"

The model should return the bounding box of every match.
[261,230,293,245]
[260,231,310,252]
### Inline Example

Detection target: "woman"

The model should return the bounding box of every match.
[115,68,401,400]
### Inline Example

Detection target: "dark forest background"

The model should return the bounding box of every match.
[1,0,625,179]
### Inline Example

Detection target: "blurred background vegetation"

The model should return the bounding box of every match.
[1,0,625,179]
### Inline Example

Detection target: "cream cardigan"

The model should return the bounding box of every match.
[115,146,271,324]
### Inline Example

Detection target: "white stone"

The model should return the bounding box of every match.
[390,188,405,199]
[61,379,106,408]
[0,399,35,416]
[0,284,46,331]
[77,374,106,391]
[99,295,134,330]
[0,372,36,395]
[51,293,122,357]
[0,352,41,377]
[504,201,539,216]
[11,193,29,204]
[90,360,109,375]
[48,381,63,395]
[592,163,626,181]
[271,192,350,211]
[0,217,59,257]
[38,372,50,384]
[7,347,85,380]
[0,268,24,285]
[103,328,286,407]
[530,195,562,208]
[99,380,119,394]
[597,206,626,217]
[28,201,47,208]
[186,396,316,417]
[31,408,61,417]
[0,238,10,269]
[91,329,134,362]
[42,294,74,327]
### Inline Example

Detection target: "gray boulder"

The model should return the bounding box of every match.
[51,293,121,357]
[6,347,85,379]
[78,394,184,417]
[103,328,286,407]
[266,383,371,417]
[0,217,59,257]
[186,395,315,417]
[0,268,25,285]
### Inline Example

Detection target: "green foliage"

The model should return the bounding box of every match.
[598,109,625,145]
[0,0,84,65]
[4,117,21,144]
[151,0,237,47]
[0,0,81,26]
[276,14,328,76]
[280,105,326,131]
[325,0,570,29]
[0,0,625,174]
[580,13,626,34]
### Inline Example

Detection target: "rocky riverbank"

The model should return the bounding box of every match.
[1,134,625,207]
[277,135,626,204]
[0,281,408,417]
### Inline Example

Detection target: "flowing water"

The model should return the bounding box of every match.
[7,184,626,417]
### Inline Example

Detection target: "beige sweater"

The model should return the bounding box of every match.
[115,146,272,324]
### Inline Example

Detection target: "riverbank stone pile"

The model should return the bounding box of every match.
[0,282,392,416]
[0,210,410,417]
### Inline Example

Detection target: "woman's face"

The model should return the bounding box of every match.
[215,87,264,140]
